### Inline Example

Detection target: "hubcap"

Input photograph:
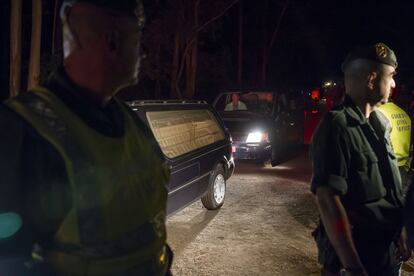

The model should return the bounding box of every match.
[213,174,225,204]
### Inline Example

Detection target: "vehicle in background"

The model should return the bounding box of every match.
[129,100,235,215]
[303,88,324,144]
[303,83,343,144]
[213,91,304,166]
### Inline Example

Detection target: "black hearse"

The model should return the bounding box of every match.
[129,100,235,215]
[213,91,304,166]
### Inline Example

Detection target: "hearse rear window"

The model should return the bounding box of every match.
[146,110,225,158]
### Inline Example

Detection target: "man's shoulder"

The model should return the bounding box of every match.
[0,98,36,144]
[0,92,48,131]
[0,96,27,122]
[4,91,44,106]
[321,107,348,129]
[311,107,352,145]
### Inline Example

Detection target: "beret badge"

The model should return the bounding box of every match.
[375,44,388,59]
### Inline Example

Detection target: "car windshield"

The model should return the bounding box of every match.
[215,92,274,114]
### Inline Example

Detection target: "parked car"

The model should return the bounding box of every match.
[128,100,235,215]
[213,91,304,166]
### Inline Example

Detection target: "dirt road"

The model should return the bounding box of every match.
[167,151,414,275]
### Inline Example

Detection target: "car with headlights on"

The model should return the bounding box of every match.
[213,91,304,166]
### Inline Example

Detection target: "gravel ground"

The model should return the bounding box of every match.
[167,151,414,276]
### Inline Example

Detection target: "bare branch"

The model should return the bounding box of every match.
[177,0,239,84]
[269,0,290,50]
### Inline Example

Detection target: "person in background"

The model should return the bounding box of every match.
[260,92,274,113]
[224,93,247,111]
[377,99,412,191]
[408,88,414,123]
[0,1,173,275]
[311,43,410,276]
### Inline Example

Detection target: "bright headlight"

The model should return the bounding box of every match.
[246,132,269,143]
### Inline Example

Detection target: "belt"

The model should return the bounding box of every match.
[46,245,168,276]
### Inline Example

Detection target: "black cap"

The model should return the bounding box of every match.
[62,0,144,19]
[341,42,398,72]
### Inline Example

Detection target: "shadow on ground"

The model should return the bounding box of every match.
[167,209,219,255]
[235,146,312,183]
[286,192,319,229]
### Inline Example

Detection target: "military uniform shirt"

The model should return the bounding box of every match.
[310,96,404,232]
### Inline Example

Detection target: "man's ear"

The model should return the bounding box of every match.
[62,21,82,58]
[367,71,377,90]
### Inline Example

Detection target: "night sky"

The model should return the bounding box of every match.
[1,1,413,101]
[224,0,414,90]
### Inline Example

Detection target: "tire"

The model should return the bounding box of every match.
[260,158,272,167]
[201,164,226,210]
[270,147,282,167]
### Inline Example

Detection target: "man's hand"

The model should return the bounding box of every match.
[395,227,412,262]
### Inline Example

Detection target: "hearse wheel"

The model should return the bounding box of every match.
[202,164,226,210]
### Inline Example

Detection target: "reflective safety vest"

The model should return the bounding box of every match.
[5,87,170,275]
[377,102,412,171]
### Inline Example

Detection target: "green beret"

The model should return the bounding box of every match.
[62,0,143,17]
[341,42,398,72]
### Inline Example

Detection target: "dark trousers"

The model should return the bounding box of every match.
[314,226,402,276]
[320,237,401,276]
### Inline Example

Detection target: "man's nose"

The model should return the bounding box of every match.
[391,79,396,89]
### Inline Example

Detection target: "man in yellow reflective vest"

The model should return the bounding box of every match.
[378,100,412,189]
[0,1,173,275]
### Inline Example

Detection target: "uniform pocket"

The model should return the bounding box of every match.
[353,151,387,202]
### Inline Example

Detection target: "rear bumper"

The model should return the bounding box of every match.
[233,142,271,160]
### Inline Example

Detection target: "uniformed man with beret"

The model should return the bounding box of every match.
[0,1,173,275]
[310,43,411,276]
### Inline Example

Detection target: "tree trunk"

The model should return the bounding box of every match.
[184,37,198,99]
[171,32,182,99]
[184,44,191,99]
[28,0,42,90]
[154,44,161,99]
[260,0,269,87]
[175,0,238,99]
[237,0,243,88]
[9,0,22,97]
[190,37,198,99]
[260,46,268,87]
[262,0,290,87]
[184,0,200,99]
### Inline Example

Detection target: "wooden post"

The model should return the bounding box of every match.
[28,0,42,90]
[9,0,22,97]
